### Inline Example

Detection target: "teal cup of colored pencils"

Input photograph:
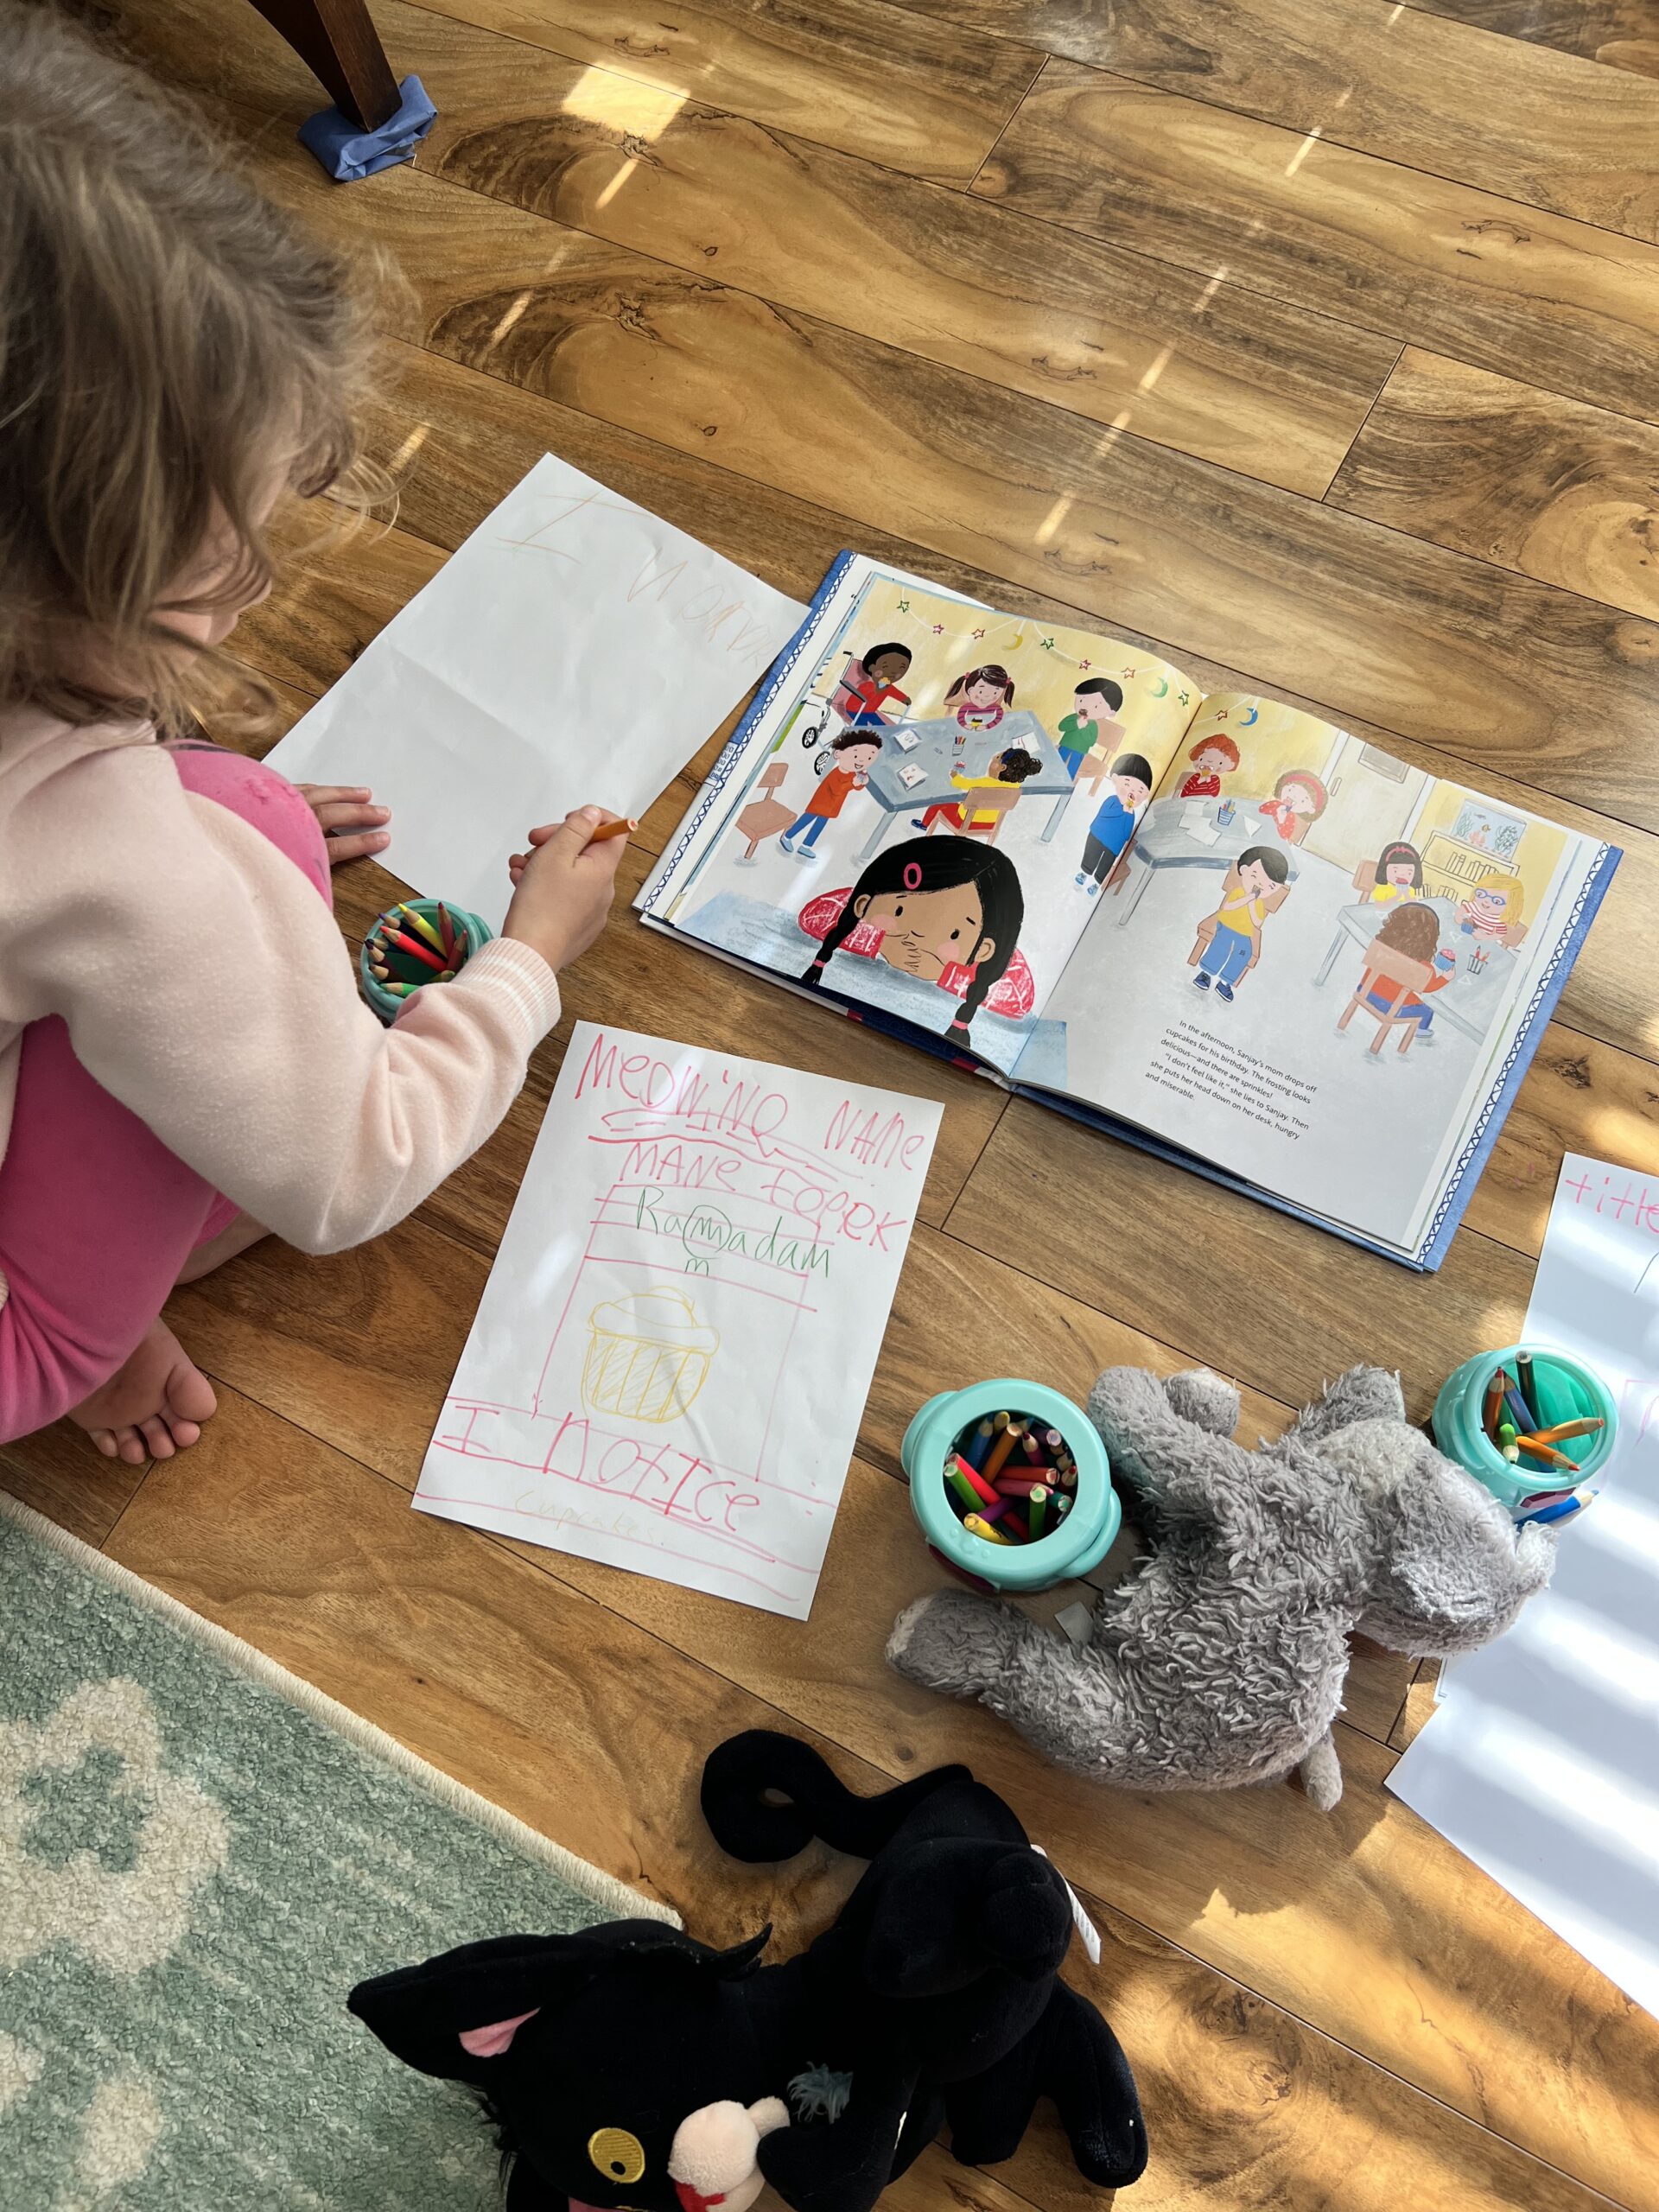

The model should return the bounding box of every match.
[901,1380,1121,1593]
[359,899,493,1024]
[1432,1343,1618,1527]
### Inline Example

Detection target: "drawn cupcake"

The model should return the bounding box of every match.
[582,1288,721,1424]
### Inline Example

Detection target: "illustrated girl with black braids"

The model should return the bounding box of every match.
[799,837,1025,1046]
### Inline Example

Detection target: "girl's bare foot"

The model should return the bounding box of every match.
[67,1318,218,1465]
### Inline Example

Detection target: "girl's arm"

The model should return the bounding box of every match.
[17,747,610,1255]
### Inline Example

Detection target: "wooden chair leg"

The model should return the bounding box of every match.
[1337,995,1362,1033]
[250,0,401,129]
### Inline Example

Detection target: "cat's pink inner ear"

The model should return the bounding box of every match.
[459,2009,539,2057]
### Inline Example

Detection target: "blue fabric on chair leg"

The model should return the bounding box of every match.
[298,74,435,181]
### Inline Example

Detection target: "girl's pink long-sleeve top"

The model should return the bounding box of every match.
[0,711,561,1269]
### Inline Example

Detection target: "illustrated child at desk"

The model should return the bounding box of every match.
[944,663,1016,736]
[779,729,882,855]
[837,641,912,726]
[1459,874,1523,941]
[1076,753,1154,896]
[1259,769,1328,845]
[1178,732,1240,799]
[799,837,1026,1046]
[1057,677,1125,780]
[1191,846,1291,1001]
[1366,841,1425,906]
[914,746,1041,834]
[1355,902,1456,1041]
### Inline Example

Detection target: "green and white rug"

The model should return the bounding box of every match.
[0,1493,674,2209]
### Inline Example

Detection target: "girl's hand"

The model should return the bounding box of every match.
[296,784,391,865]
[503,806,626,974]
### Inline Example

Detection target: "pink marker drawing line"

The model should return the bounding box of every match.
[531,1179,620,1415]
[416,1492,807,1605]
[587,1248,820,1313]
[430,1418,830,1507]
[589,1108,876,1190]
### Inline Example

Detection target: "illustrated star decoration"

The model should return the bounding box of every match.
[896,598,910,612]
[1040,636,1055,651]
[931,623,944,634]
[1079,658,1092,671]
[971,627,986,640]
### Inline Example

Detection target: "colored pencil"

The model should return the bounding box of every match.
[379,925,448,975]
[1027,1484,1050,1540]
[946,1465,989,1516]
[993,1475,1050,1499]
[950,1454,999,1507]
[976,1494,1016,1524]
[435,903,458,962]
[1514,1351,1538,1425]
[586,816,638,844]
[982,1426,1020,1483]
[963,1512,1014,1547]
[383,980,413,998]
[1502,1387,1535,1434]
[1482,1368,1509,1432]
[1055,1493,1072,1518]
[1524,1417,1605,1446]
[1512,1436,1577,1472]
[991,1411,1011,1431]
[1019,1429,1045,1463]
[395,904,447,955]
[963,1419,995,1471]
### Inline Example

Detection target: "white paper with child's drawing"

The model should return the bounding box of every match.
[264,455,803,928]
[1389,1154,1659,2019]
[414,1023,939,1618]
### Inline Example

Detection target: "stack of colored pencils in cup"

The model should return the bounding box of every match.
[1483,1351,1605,1526]
[367,902,465,996]
[944,1409,1077,1548]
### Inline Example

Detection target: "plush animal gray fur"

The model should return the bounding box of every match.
[887,1364,1554,1809]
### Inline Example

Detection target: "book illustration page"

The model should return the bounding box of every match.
[1033,699,1592,1249]
[413,1024,940,1620]
[657,569,1197,1075]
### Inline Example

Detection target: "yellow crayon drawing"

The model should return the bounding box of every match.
[582,1287,721,1424]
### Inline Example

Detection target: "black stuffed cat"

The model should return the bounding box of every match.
[349,1731,1146,2212]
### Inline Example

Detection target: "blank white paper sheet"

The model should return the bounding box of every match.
[414,1023,940,1618]
[264,455,804,927]
[1388,1154,1659,2019]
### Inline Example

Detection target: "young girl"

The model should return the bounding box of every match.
[944,664,1015,734]
[1459,874,1522,940]
[1356,902,1454,1040]
[0,10,625,1462]
[1259,768,1328,844]
[799,839,1025,1046]
[1367,841,1425,905]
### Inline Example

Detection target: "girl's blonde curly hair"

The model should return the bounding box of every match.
[0,3,383,734]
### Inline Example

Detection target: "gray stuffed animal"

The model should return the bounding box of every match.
[887,1363,1554,1809]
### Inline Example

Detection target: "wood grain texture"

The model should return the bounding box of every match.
[1328,347,1659,621]
[378,0,1043,181]
[117,0,1395,496]
[217,149,1659,832]
[893,0,1659,238]
[974,62,1659,433]
[1410,0,1659,79]
[0,1426,146,1548]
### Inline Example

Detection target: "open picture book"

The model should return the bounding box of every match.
[639,554,1619,1268]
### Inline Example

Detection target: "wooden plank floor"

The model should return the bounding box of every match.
[8,0,1659,2204]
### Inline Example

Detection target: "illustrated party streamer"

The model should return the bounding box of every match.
[414,1023,941,1618]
